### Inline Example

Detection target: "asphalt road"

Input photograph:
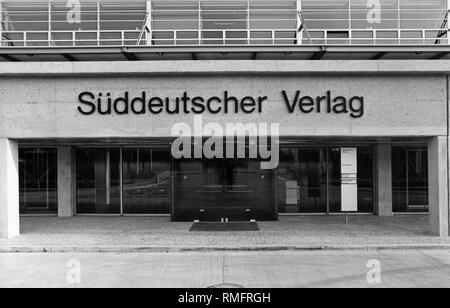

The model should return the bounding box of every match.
[1,250,449,288]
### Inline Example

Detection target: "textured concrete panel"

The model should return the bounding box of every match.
[428,136,449,237]
[0,74,447,138]
[0,138,19,239]
[376,145,393,216]
[57,146,73,217]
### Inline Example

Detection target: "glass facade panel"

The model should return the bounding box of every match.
[392,146,428,212]
[279,146,374,214]
[19,148,57,214]
[278,147,327,213]
[122,148,171,214]
[351,0,399,30]
[173,157,276,221]
[76,148,121,214]
[1,0,448,46]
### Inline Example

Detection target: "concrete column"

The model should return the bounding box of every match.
[375,144,393,216]
[57,146,74,217]
[0,138,19,239]
[428,136,449,237]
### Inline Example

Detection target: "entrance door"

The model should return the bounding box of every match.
[19,148,57,214]
[406,148,428,211]
[174,158,276,221]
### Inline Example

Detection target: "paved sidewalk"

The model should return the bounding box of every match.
[1,215,449,252]
[1,250,450,288]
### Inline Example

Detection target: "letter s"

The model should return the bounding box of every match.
[78,92,96,115]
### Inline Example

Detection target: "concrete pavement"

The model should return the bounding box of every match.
[1,250,450,288]
[2,215,450,253]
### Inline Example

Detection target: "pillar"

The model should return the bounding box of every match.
[428,136,449,237]
[57,146,74,217]
[0,138,19,239]
[375,144,393,216]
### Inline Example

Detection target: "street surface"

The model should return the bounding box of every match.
[1,250,449,288]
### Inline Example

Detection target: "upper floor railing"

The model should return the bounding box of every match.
[0,0,449,47]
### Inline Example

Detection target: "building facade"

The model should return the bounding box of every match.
[0,0,449,238]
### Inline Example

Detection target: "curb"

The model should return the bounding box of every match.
[1,244,450,253]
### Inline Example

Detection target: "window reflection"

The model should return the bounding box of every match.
[19,148,57,214]
[76,148,121,214]
[392,146,428,212]
[278,146,374,214]
[122,148,171,214]
[278,147,327,213]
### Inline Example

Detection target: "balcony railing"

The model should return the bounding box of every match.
[0,0,448,47]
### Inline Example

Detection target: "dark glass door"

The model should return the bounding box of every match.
[122,148,171,214]
[174,158,275,221]
[19,148,57,214]
[392,146,428,212]
[406,149,428,211]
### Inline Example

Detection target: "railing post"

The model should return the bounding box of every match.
[48,1,51,46]
[296,0,302,45]
[247,0,250,45]
[198,0,201,45]
[0,2,3,47]
[447,1,450,44]
[97,1,100,46]
[146,1,152,46]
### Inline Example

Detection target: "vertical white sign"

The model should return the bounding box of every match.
[341,148,358,212]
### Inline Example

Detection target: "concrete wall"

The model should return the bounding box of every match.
[0,139,19,239]
[376,145,393,217]
[0,61,447,139]
[428,137,449,237]
[57,146,74,217]
[0,60,448,237]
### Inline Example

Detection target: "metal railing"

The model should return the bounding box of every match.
[0,0,448,47]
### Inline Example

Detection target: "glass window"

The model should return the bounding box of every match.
[351,0,399,30]
[174,157,275,221]
[76,148,121,214]
[19,148,57,215]
[329,147,374,213]
[278,147,327,213]
[152,1,200,45]
[302,0,350,30]
[279,146,374,214]
[392,146,428,212]
[122,148,172,214]
[400,0,447,29]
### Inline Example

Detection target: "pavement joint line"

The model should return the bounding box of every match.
[1,244,450,253]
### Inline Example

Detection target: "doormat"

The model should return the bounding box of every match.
[189,222,259,232]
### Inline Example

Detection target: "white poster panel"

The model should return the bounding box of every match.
[341,148,357,174]
[341,148,358,212]
[341,183,358,212]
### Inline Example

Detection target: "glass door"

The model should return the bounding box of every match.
[173,157,275,221]
[406,148,428,211]
[392,146,428,212]
[19,148,57,214]
[122,148,171,214]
